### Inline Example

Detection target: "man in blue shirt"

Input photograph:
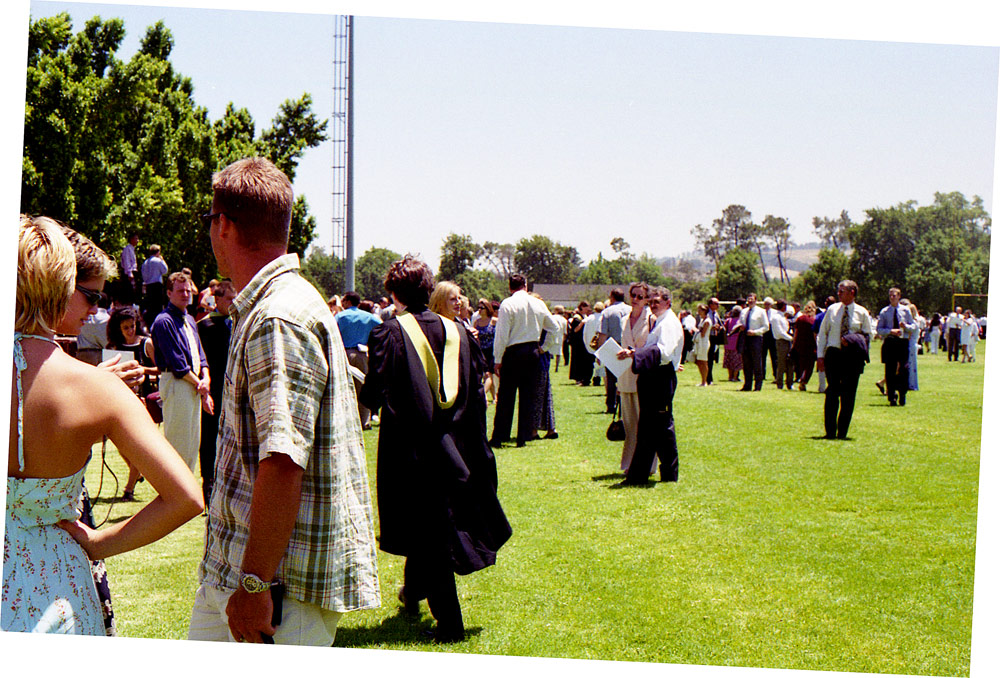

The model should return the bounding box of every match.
[151,271,212,471]
[876,287,916,406]
[336,291,382,429]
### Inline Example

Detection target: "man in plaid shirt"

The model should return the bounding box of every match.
[187,157,379,645]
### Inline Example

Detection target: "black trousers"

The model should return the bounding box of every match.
[947,327,961,361]
[707,342,718,384]
[142,282,164,329]
[763,332,777,380]
[626,363,678,483]
[823,347,862,438]
[604,370,618,412]
[403,552,463,635]
[883,337,909,404]
[199,407,219,505]
[742,336,764,390]
[492,342,540,444]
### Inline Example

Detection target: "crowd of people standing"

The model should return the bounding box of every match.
[7,156,985,646]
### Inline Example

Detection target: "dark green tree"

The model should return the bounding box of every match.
[355,246,402,300]
[22,13,327,288]
[514,235,580,284]
[578,253,626,285]
[715,248,763,300]
[455,269,507,304]
[629,254,669,286]
[300,247,345,300]
[438,233,483,281]
[793,247,849,305]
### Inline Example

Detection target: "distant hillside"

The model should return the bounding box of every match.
[658,243,849,280]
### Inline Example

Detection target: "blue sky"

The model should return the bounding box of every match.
[3,2,1000,677]
[15,0,1000,271]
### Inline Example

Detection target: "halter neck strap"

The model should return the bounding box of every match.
[13,332,59,471]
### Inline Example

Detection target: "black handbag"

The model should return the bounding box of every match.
[606,397,626,441]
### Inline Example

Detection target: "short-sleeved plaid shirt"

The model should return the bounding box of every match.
[197,254,380,612]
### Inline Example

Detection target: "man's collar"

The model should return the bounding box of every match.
[230,253,299,322]
[167,302,188,317]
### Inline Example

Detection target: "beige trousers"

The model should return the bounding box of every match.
[160,371,201,472]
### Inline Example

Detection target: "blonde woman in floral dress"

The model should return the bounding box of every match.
[4,216,202,634]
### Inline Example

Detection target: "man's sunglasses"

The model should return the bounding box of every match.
[200,211,236,226]
[76,285,105,306]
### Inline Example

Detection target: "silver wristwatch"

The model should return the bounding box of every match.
[239,572,272,594]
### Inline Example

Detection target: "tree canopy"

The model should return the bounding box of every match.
[847,192,990,312]
[22,13,328,287]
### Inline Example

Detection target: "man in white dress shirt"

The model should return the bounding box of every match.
[615,286,685,485]
[816,280,873,439]
[736,292,769,391]
[490,274,560,448]
[120,232,139,303]
[771,299,794,389]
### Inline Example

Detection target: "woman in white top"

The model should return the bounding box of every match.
[694,304,712,386]
[618,283,655,474]
[960,309,976,362]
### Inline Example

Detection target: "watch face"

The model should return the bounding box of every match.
[240,573,269,593]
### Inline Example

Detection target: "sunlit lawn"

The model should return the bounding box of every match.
[86,342,984,675]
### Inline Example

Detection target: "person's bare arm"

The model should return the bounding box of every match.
[58,372,203,559]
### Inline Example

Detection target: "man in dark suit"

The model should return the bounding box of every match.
[816,280,873,439]
[360,255,512,644]
[736,292,769,391]
[196,279,235,505]
[876,287,916,407]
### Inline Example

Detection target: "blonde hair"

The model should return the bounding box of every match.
[429,280,462,319]
[17,215,76,335]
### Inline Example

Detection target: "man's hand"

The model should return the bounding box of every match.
[494,362,502,376]
[817,357,825,373]
[890,328,902,337]
[98,354,145,389]
[196,376,211,397]
[226,588,275,643]
[616,347,634,360]
[202,393,214,415]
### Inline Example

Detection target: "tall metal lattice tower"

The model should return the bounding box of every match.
[331,15,354,287]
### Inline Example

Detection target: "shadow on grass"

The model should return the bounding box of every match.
[591,473,624,481]
[334,609,482,647]
[607,480,656,490]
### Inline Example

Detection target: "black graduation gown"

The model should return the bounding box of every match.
[359,308,512,576]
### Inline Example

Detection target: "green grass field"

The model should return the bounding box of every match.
[84,342,984,675]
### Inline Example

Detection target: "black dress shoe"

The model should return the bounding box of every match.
[876,382,886,395]
[433,626,465,644]
[740,387,751,392]
[515,440,526,448]
[543,431,559,440]
[488,438,503,448]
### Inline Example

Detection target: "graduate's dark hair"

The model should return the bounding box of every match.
[384,255,434,308]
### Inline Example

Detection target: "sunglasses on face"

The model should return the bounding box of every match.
[200,211,236,226]
[75,285,105,306]
[630,293,646,299]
